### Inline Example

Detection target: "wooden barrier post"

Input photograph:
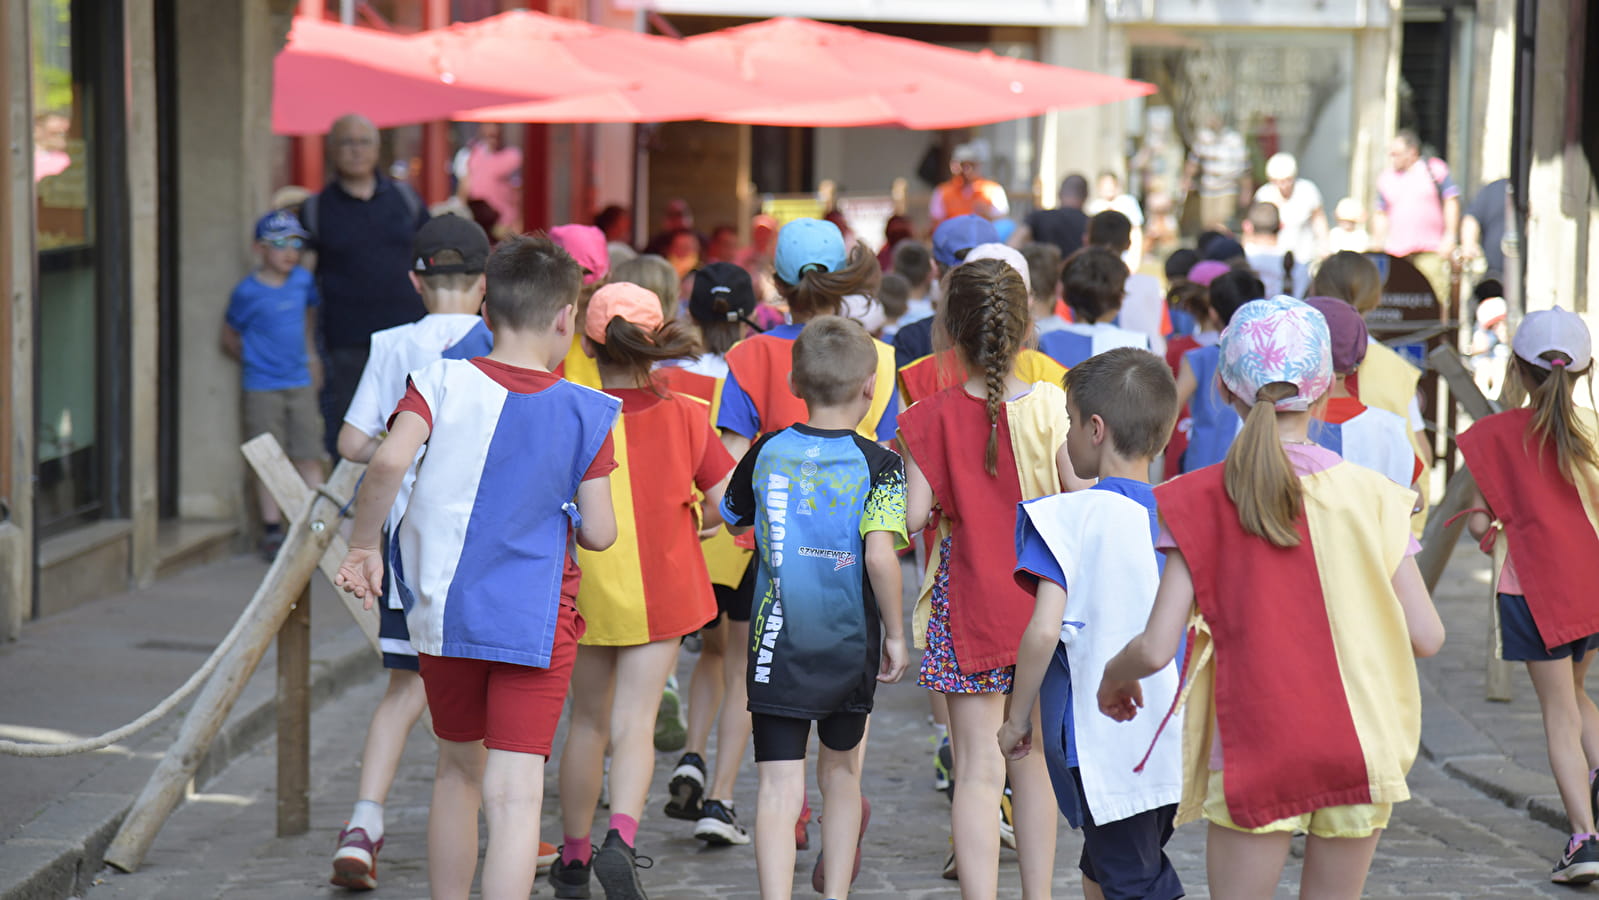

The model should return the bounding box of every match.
[276,582,311,836]
[104,451,361,872]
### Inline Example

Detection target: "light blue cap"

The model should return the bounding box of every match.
[774,218,847,286]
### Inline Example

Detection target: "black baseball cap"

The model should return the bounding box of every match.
[412,213,490,275]
[689,262,760,328]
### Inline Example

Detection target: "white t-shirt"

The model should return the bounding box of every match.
[1253,178,1325,263]
[1085,193,1145,227]
[1117,273,1167,355]
[1246,248,1310,299]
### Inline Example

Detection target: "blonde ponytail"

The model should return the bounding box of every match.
[1223,383,1305,547]
[1518,354,1599,482]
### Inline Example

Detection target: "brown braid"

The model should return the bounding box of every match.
[939,258,1030,476]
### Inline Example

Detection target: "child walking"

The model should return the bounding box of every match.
[898,257,1066,899]
[1173,268,1264,472]
[720,315,909,900]
[1458,307,1599,883]
[327,213,494,890]
[222,209,324,560]
[1037,246,1150,369]
[1002,347,1185,900]
[705,218,899,851]
[1304,297,1424,491]
[655,262,762,830]
[334,235,620,900]
[1099,296,1444,900]
[548,282,736,900]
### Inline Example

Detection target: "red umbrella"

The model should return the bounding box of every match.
[686,18,1154,129]
[272,14,625,135]
[449,12,865,124]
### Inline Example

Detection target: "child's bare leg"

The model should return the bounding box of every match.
[293,457,324,488]
[755,759,806,900]
[609,639,681,822]
[1298,832,1382,900]
[1004,697,1057,899]
[707,619,753,804]
[356,669,427,805]
[817,742,864,899]
[480,747,546,900]
[1204,823,1292,900]
[930,690,950,727]
[1571,651,1599,770]
[559,645,618,842]
[1528,658,1599,832]
[429,738,487,900]
[946,692,1007,900]
[687,621,727,755]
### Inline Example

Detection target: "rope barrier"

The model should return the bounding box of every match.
[0,609,249,757]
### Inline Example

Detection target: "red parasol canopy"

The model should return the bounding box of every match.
[449,12,866,124]
[273,13,626,135]
[685,18,1155,129]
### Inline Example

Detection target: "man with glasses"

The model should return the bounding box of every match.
[300,113,430,456]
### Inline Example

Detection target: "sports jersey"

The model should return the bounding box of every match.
[722,425,908,719]
[718,324,899,442]
[576,388,734,645]
[391,358,619,667]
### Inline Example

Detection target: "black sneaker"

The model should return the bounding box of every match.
[693,798,751,846]
[592,829,653,900]
[548,851,592,899]
[1552,833,1599,884]
[664,752,707,820]
[1589,768,1598,831]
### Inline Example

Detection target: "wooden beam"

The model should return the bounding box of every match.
[105,457,362,872]
[276,583,311,836]
[126,0,161,585]
[0,0,34,638]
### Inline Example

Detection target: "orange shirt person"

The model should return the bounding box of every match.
[930,141,1009,225]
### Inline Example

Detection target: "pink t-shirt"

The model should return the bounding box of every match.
[1376,158,1459,257]
[465,142,523,227]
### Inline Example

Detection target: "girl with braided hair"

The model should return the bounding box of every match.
[898,256,1082,899]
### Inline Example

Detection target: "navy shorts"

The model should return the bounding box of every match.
[707,557,755,625]
[1498,593,1599,662]
[1068,768,1183,900]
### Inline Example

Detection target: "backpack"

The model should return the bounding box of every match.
[299,179,424,242]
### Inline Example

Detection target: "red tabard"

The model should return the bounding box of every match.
[1456,408,1599,649]
[1155,467,1373,827]
[725,334,809,435]
[898,386,1033,672]
[898,351,967,406]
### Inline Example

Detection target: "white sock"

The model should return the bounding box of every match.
[933,723,948,738]
[349,800,384,841]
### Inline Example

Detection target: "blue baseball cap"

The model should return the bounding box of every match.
[255,210,309,242]
[932,215,999,268]
[774,218,847,285]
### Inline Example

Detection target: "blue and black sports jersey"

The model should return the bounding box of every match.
[722,424,908,719]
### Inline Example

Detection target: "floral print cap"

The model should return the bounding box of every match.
[1218,295,1333,412]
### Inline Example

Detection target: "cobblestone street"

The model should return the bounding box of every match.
[81,636,1590,900]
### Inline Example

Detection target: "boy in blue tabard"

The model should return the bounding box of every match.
[1000,347,1185,900]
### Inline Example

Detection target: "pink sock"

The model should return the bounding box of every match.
[609,813,639,848]
[561,835,591,865]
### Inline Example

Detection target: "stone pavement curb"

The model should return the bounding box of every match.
[0,624,378,900]
[1418,656,1570,834]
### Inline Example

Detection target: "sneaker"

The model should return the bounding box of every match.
[941,845,958,880]
[548,851,593,899]
[694,799,751,846]
[1553,833,1599,884]
[998,785,1016,851]
[933,733,953,794]
[665,752,707,820]
[330,826,383,891]
[796,799,812,851]
[1590,768,1598,829]
[593,829,653,900]
[537,841,559,872]
[654,683,687,753]
[810,795,870,894]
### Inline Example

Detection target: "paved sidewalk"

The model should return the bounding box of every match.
[0,555,376,900]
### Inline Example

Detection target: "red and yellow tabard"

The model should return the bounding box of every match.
[719,324,899,442]
[1154,460,1419,828]
[656,364,751,588]
[575,388,736,645]
[897,348,1066,407]
[1457,407,1599,650]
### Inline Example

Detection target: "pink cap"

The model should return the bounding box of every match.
[585,282,663,344]
[1187,260,1230,287]
[550,224,610,286]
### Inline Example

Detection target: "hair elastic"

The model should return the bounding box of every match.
[1551,357,1570,367]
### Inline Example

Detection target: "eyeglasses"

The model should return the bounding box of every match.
[265,238,305,249]
[334,137,378,150]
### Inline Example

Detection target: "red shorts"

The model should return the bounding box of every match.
[417,603,584,755]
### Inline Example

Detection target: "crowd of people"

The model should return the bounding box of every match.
[217,113,1599,900]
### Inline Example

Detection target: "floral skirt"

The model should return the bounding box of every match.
[918,537,1013,694]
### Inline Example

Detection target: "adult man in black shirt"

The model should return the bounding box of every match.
[303,113,429,455]
[1008,173,1089,256]
[1462,177,1508,278]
